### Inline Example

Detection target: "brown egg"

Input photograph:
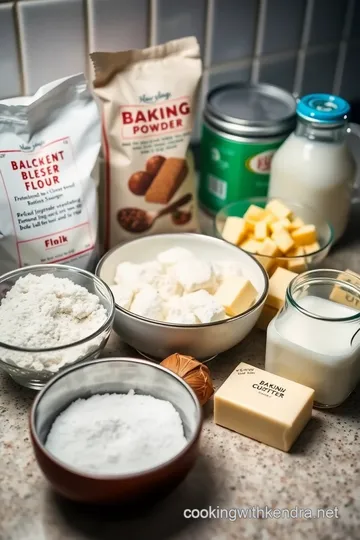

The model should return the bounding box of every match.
[146,155,166,176]
[128,171,154,196]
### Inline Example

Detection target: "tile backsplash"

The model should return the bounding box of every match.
[1,0,360,140]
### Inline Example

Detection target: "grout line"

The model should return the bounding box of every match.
[86,0,94,53]
[149,0,157,46]
[333,41,347,95]
[302,41,340,55]
[300,0,314,48]
[251,59,260,84]
[343,0,355,40]
[293,0,314,96]
[253,0,267,57]
[14,1,26,95]
[203,0,214,69]
[257,49,300,65]
[83,0,91,80]
[208,57,258,74]
[293,49,305,97]
[208,41,340,74]
[251,0,267,83]
[333,0,355,95]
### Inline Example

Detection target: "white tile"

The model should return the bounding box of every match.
[18,0,86,94]
[211,0,258,64]
[0,3,21,98]
[88,0,148,52]
[157,0,206,54]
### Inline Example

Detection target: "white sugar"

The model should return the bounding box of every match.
[45,392,187,475]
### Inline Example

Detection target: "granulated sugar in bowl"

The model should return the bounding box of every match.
[45,391,187,475]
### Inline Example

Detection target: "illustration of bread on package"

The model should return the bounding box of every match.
[91,37,201,249]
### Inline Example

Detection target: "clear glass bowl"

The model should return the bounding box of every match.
[0,265,115,390]
[214,197,334,275]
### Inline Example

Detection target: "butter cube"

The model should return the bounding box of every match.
[303,241,320,255]
[329,269,360,309]
[288,217,304,231]
[214,362,314,452]
[292,225,317,246]
[273,258,288,269]
[272,229,295,254]
[243,204,266,222]
[255,255,275,273]
[267,267,297,309]
[245,219,257,232]
[239,238,260,254]
[263,211,277,223]
[270,219,291,234]
[254,221,268,241]
[287,257,307,273]
[222,217,248,245]
[286,246,307,272]
[258,237,279,257]
[256,304,278,330]
[266,199,292,220]
[214,276,257,316]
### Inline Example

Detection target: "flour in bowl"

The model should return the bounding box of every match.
[45,391,187,475]
[0,273,108,372]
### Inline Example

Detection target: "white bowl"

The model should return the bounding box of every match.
[96,233,268,361]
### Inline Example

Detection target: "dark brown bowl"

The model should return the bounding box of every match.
[30,357,202,504]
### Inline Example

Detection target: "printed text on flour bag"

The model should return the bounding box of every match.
[0,137,94,266]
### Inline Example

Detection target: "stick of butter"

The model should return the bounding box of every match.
[214,362,314,452]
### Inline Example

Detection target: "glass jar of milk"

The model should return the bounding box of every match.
[269,94,356,242]
[265,269,360,408]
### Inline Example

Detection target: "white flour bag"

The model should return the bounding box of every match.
[0,74,101,275]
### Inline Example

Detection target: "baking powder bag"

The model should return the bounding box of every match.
[91,37,202,249]
[0,74,101,275]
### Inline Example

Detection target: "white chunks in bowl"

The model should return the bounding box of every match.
[110,247,259,324]
[170,259,216,294]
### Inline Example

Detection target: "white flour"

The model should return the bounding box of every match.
[45,391,187,475]
[0,273,107,372]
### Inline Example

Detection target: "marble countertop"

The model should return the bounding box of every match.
[1,206,360,540]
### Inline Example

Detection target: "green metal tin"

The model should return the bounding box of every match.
[199,83,296,214]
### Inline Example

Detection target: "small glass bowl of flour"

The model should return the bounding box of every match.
[0,264,115,389]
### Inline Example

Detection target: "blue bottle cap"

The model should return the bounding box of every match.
[296,94,350,124]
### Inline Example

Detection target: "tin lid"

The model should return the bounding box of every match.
[204,83,297,137]
[297,93,350,125]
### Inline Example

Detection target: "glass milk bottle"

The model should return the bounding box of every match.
[269,94,356,242]
[265,269,360,408]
